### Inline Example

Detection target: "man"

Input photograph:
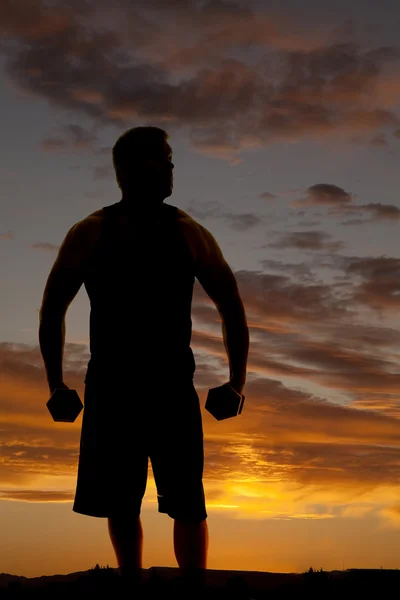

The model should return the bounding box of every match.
[38,126,249,595]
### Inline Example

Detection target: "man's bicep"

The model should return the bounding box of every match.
[39,224,86,318]
[196,259,243,313]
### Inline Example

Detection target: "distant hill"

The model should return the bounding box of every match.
[0,569,88,589]
[0,566,301,591]
[1,566,399,594]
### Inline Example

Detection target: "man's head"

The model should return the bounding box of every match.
[112,126,174,204]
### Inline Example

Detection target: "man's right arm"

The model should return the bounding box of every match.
[38,219,92,392]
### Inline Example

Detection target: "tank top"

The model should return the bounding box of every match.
[83,200,196,383]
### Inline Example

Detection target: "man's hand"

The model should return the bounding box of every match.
[49,381,69,395]
[228,378,245,396]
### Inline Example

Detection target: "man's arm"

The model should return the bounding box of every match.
[193,222,249,392]
[38,220,91,392]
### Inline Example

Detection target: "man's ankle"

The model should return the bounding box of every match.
[118,566,143,589]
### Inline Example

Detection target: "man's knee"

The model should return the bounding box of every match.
[173,513,208,525]
[108,511,142,532]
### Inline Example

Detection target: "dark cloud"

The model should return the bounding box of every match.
[38,124,98,154]
[186,201,221,220]
[0,231,14,240]
[186,202,263,230]
[359,203,400,220]
[31,242,59,252]
[291,184,400,225]
[225,213,263,231]
[294,184,353,207]
[93,164,114,180]
[259,259,314,280]
[297,220,321,227]
[0,2,399,159]
[265,231,344,252]
[343,256,400,311]
[340,218,368,226]
[259,192,277,200]
[231,269,350,325]
[370,133,388,146]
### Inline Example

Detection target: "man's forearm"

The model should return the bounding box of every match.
[38,315,65,389]
[221,311,249,386]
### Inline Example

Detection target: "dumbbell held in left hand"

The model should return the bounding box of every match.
[47,388,83,423]
[205,383,245,421]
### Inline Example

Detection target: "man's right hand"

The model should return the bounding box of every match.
[49,381,69,395]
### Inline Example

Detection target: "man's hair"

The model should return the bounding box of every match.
[112,126,169,188]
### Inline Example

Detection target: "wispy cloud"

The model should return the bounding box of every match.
[38,124,98,154]
[1,2,399,162]
[265,231,344,252]
[0,231,14,240]
[2,252,400,517]
[31,242,59,252]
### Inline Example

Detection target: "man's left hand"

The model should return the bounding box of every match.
[228,378,245,396]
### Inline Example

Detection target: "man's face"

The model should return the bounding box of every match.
[119,142,174,200]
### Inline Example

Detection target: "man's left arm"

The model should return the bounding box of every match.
[192,222,249,394]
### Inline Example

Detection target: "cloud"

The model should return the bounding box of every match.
[93,164,114,180]
[31,242,59,252]
[186,201,222,220]
[0,231,14,240]
[4,250,400,516]
[357,203,400,221]
[290,184,400,225]
[370,133,388,147]
[259,192,277,200]
[0,490,74,502]
[265,231,344,252]
[0,2,399,161]
[2,337,400,505]
[259,259,314,280]
[38,124,98,154]
[339,255,400,312]
[224,213,263,231]
[294,184,353,207]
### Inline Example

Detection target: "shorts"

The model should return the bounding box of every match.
[72,373,207,523]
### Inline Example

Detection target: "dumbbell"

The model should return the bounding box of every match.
[46,388,83,423]
[205,383,245,421]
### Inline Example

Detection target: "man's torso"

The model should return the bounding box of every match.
[81,201,198,382]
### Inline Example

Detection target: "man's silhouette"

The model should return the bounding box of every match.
[38,126,249,594]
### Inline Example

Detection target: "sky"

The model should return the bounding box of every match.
[2,0,400,578]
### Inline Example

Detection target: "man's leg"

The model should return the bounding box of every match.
[173,518,208,568]
[108,515,143,585]
[173,518,208,594]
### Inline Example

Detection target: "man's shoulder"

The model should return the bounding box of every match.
[65,209,104,253]
[175,207,205,243]
[175,208,224,265]
[176,207,207,235]
[75,208,104,231]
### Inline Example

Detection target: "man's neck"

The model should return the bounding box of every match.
[118,193,165,217]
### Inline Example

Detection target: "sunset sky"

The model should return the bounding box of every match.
[2,0,400,578]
